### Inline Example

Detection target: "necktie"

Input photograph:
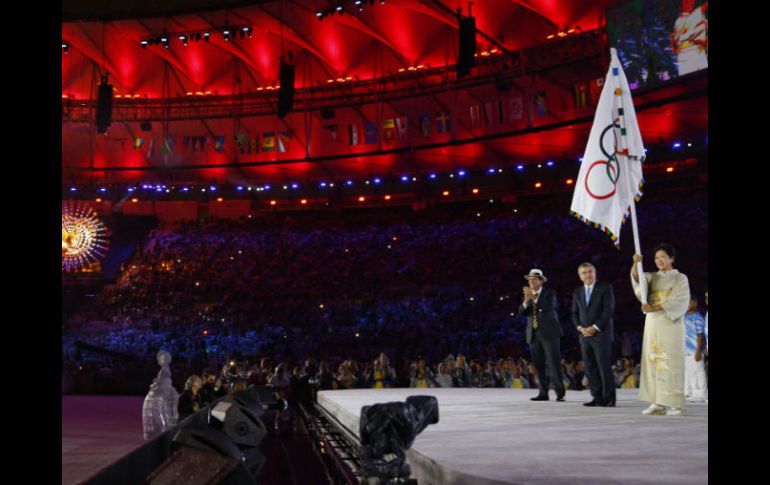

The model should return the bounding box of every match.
[532,299,539,329]
[586,287,592,305]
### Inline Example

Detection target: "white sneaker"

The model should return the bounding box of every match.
[666,407,685,416]
[642,403,666,415]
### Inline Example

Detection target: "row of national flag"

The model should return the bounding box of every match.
[134,132,292,156]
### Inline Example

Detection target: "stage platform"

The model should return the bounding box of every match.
[317,388,708,485]
[62,396,145,485]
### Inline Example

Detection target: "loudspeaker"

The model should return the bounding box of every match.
[96,75,113,133]
[277,60,295,118]
[146,446,241,485]
[172,422,244,461]
[141,121,153,131]
[457,15,476,78]
[212,397,267,448]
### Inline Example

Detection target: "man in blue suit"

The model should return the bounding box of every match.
[571,263,616,407]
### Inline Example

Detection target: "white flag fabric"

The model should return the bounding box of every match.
[570,48,645,248]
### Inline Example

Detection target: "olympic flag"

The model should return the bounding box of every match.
[570,48,647,299]
[570,48,645,248]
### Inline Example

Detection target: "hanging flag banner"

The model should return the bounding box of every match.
[436,111,451,133]
[277,131,290,153]
[235,134,247,154]
[262,132,275,152]
[534,91,548,116]
[574,81,589,109]
[214,136,225,153]
[419,114,432,136]
[469,104,481,129]
[364,121,378,144]
[163,136,175,155]
[383,119,396,143]
[395,117,408,140]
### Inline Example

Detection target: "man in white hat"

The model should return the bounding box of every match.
[518,269,566,401]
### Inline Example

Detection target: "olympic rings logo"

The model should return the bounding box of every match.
[585,122,621,200]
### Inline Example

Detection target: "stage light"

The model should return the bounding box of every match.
[69,187,77,192]
[316,11,323,19]
[128,188,135,192]
[209,186,216,191]
[538,164,542,168]
[673,142,681,149]
[535,182,542,188]
[181,187,188,192]
[223,28,230,41]
[204,31,210,41]
[401,175,409,182]
[337,5,344,12]
[95,198,102,202]
[373,178,381,184]
[264,185,271,190]
[140,39,148,48]
[384,195,391,200]
[237,186,244,191]
[666,167,674,173]
[579,157,584,162]
[429,173,437,179]
[301,199,307,204]
[458,170,466,176]
[179,35,188,46]
[516,164,524,171]
[346,180,353,186]
[472,188,479,194]
[358,196,365,202]
[488,168,496,174]
[566,179,574,185]
[132,198,138,203]
[62,42,69,53]
[270,200,277,205]
[547,161,554,167]
[217,197,223,202]
[442,190,450,196]
[320,182,328,188]
[291,183,299,189]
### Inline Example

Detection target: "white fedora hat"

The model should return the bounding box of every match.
[524,268,547,282]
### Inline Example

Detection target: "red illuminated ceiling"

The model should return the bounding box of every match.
[62,1,708,185]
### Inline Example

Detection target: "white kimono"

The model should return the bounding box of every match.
[631,269,690,408]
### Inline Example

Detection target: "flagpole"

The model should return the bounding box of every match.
[609,48,648,304]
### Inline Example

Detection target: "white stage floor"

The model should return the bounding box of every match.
[317,388,707,484]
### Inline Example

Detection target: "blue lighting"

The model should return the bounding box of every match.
[69,187,77,192]
[291,183,299,189]
[320,182,328,188]
[401,175,409,182]
[209,186,216,191]
[264,185,271,190]
[346,180,353,186]
[181,187,189,192]
[98,188,107,192]
[458,170,466,177]
[673,142,681,149]
[156,187,163,192]
[578,158,583,163]
[373,178,381,185]
[237,186,244,191]
[429,173,437,179]
[488,168,496,174]
[546,161,554,167]
[516,164,524,171]
[128,188,135,192]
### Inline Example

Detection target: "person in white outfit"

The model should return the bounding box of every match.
[683,298,707,402]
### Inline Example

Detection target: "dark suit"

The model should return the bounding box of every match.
[518,287,565,398]
[571,282,616,405]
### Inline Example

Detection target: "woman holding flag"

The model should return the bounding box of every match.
[631,244,690,416]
